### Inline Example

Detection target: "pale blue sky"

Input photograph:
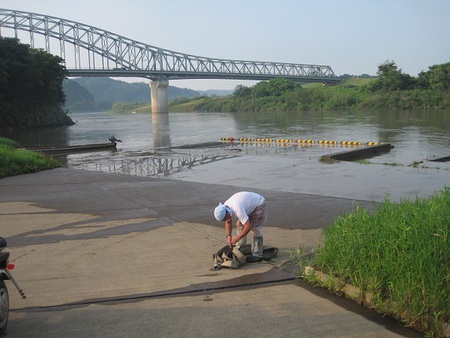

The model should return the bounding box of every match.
[2,0,450,90]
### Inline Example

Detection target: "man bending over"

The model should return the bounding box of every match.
[214,191,267,262]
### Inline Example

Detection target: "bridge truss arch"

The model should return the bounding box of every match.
[0,8,340,84]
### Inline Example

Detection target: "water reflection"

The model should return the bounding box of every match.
[232,110,449,144]
[1,125,70,148]
[79,153,235,177]
[1,125,72,166]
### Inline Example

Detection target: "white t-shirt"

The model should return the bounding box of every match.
[224,191,265,225]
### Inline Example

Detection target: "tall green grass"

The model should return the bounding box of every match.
[308,189,449,336]
[0,137,60,178]
[0,136,18,148]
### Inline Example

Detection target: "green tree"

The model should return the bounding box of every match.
[0,37,72,130]
[252,78,299,98]
[29,48,66,107]
[234,84,251,97]
[370,60,416,92]
[0,37,31,104]
[417,62,450,91]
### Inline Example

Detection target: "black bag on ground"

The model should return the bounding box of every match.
[213,244,278,269]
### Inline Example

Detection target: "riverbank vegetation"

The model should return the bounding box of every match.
[168,61,450,112]
[0,137,60,178]
[294,189,449,337]
[102,60,449,114]
[0,37,74,132]
[110,101,151,114]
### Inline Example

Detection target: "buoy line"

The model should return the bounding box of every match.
[220,137,381,147]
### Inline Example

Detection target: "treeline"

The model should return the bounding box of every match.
[0,37,74,131]
[169,60,450,112]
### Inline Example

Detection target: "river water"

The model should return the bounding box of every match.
[7,110,450,202]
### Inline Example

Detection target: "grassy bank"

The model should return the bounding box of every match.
[0,137,60,178]
[295,189,449,336]
[169,96,229,112]
[110,102,151,114]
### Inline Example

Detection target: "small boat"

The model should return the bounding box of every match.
[28,142,117,154]
[429,155,450,162]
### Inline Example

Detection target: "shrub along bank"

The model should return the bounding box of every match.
[0,137,60,178]
[295,189,449,337]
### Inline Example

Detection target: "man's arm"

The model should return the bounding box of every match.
[225,218,233,245]
[230,219,251,245]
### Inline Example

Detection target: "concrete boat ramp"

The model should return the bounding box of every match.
[0,168,425,337]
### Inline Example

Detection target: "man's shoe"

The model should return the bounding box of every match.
[247,256,263,263]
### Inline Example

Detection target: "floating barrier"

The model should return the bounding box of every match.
[220,137,392,161]
[321,143,394,162]
[429,155,450,163]
[220,137,381,147]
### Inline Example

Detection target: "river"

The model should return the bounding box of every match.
[7,109,450,202]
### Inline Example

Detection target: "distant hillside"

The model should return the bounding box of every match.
[63,80,95,112]
[198,89,233,97]
[63,77,204,112]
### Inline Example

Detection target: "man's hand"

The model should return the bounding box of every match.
[227,235,233,246]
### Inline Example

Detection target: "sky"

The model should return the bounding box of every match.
[1,0,450,91]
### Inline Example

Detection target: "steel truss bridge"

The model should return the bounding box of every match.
[0,8,340,84]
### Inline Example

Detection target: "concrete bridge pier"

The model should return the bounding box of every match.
[150,79,169,114]
[152,110,171,148]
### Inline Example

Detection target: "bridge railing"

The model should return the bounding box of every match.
[0,8,339,83]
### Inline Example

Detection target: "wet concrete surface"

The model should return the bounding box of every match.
[0,164,435,337]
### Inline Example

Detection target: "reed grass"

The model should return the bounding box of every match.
[0,138,60,178]
[0,136,18,148]
[304,189,449,336]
